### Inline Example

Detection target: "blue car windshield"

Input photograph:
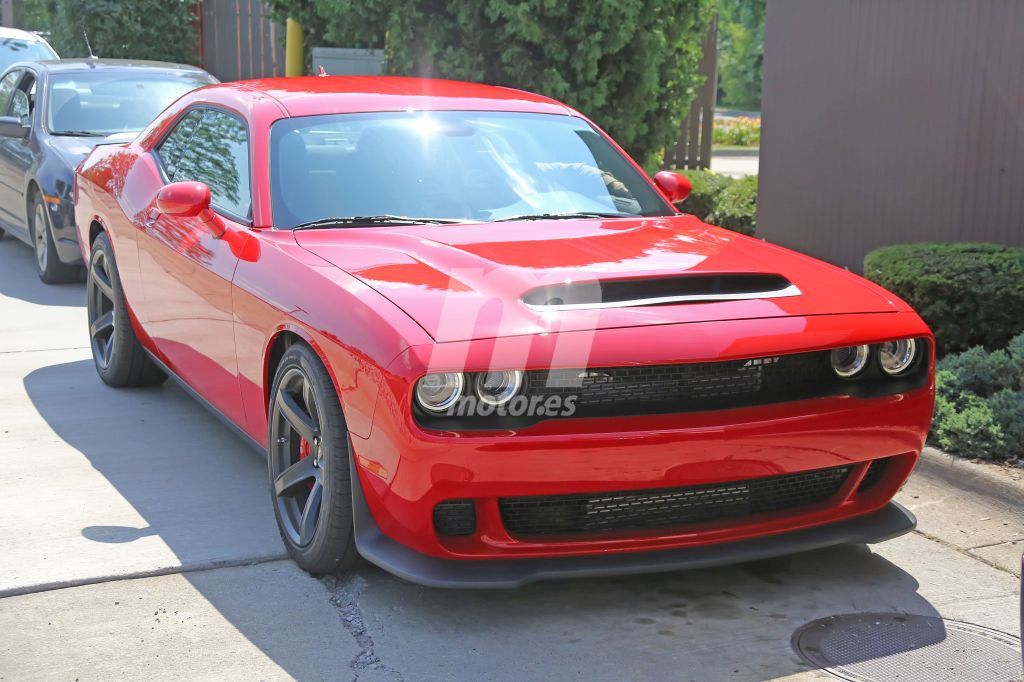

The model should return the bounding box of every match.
[47,72,212,136]
[269,111,672,229]
[0,38,56,72]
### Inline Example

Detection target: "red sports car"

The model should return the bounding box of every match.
[74,76,934,587]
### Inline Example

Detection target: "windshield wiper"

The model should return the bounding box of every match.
[492,211,629,222]
[51,130,104,137]
[292,215,474,230]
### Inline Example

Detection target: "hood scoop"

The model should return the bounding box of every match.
[522,273,801,311]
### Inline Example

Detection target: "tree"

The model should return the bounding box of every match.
[39,0,200,65]
[716,0,764,111]
[266,0,714,170]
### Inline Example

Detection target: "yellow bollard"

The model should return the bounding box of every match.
[285,18,304,77]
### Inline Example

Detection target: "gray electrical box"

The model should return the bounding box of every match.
[311,47,386,76]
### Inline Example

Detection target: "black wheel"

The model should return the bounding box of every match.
[269,343,358,574]
[87,232,166,387]
[31,193,78,284]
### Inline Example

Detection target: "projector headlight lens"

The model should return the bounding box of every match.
[878,339,918,376]
[831,345,870,378]
[475,369,523,406]
[415,372,464,413]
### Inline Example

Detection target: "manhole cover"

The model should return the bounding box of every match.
[792,613,1021,681]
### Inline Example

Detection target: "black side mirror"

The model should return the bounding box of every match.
[0,115,28,138]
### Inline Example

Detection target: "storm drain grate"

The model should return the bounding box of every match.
[792,612,1022,682]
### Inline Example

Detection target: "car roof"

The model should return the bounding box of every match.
[212,76,572,117]
[31,58,212,75]
[0,27,48,42]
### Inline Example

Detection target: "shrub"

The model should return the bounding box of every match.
[863,243,1024,355]
[678,169,731,221]
[930,331,1024,461]
[266,0,715,170]
[43,0,200,64]
[987,389,1024,447]
[711,173,757,235]
[936,347,1019,397]
[712,116,760,147]
[932,391,1007,460]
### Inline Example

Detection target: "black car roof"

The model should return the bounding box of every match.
[26,58,212,75]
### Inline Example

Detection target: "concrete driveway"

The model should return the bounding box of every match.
[0,236,1020,681]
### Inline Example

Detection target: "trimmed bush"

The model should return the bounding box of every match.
[677,169,756,236]
[863,243,1024,355]
[711,173,757,235]
[679,169,731,221]
[930,331,1024,461]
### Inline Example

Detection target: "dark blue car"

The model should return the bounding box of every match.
[0,59,216,282]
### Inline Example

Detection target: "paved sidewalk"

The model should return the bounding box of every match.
[0,236,1019,681]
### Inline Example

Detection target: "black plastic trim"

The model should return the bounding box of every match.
[145,349,265,455]
[349,458,916,589]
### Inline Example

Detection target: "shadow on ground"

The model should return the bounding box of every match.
[24,358,945,680]
[0,237,84,307]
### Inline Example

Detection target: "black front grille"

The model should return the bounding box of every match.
[499,465,852,537]
[528,352,833,410]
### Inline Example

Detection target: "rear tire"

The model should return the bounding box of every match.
[268,343,358,575]
[31,193,78,284]
[87,232,166,387]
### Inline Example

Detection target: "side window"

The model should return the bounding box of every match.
[157,109,204,179]
[11,75,35,125]
[0,70,22,115]
[172,109,251,220]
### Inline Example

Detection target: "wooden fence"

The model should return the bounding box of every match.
[663,16,718,170]
[198,0,284,82]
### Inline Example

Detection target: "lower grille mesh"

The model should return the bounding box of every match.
[499,465,852,537]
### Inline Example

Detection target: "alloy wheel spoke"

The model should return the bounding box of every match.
[273,455,317,497]
[277,387,319,444]
[90,311,114,339]
[92,264,115,301]
[298,480,323,545]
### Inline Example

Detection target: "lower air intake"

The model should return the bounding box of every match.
[433,499,477,536]
[499,465,851,537]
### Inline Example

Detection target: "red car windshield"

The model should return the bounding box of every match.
[269,111,673,229]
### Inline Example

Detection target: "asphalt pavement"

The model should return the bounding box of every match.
[0,235,1019,681]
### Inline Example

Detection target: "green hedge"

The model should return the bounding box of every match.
[863,243,1024,355]
[932,332,1024,461]
[678,169,757,236]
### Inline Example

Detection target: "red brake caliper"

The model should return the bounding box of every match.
[298,438,314,490]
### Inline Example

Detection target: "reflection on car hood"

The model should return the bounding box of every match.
[295,215,903,343]
[48,134,102,168]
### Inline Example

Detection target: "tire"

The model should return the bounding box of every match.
[31,192,78,284]
[87,232,167,387]
[268,343,358,574]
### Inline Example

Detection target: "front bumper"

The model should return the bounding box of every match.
[351,457,916,588]
[351,312,934,572]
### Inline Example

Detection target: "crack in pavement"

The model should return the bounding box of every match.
[321,573,404,682]
[911,529,1021,578]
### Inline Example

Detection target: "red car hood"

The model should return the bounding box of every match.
[295,215,898,343]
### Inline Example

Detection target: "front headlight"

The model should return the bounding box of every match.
[415,372,464,413]
[475,369,523,406]
[830,345,870,378]
[878,339,918,376]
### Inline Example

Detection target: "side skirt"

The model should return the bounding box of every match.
[144,349,266,457]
